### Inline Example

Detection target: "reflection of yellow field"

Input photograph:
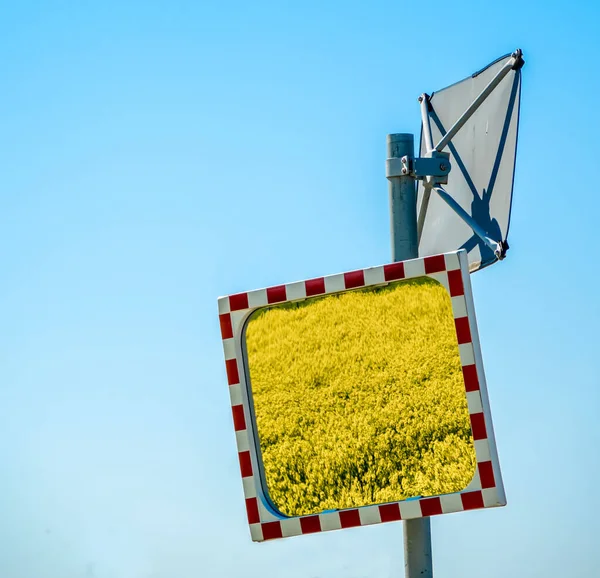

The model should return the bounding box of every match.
[245,277,476,517]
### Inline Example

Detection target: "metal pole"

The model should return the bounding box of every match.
[386,133,433,578]
[387,133,418,262]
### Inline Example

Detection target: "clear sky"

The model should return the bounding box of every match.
[1,1,599,577]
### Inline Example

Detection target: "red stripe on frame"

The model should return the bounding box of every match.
[461,491,484,510]
[238,451,253,478]
[448,269,465,297]
[339,509,361,528]
[420,497,443,516]
[305,277,326,297]
[462,364,480,392]
[219,313,233,339]
[424,255,446,273]
[300,515,322,534]
[478,461,496,489]
[470,412,487,441]
[454,317,472,344]
[262,521,283,540]
[229,293,249,311]
[232,404,246,431]
[267,285,287,304]
[379,503,402,522]
[344,270,365,289]
[245,497,260,524]
[225,359,240,385]
[383,262,405,281]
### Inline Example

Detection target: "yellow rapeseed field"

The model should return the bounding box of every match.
[245,277,475,517]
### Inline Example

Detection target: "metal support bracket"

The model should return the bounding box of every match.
[386,151,450,185]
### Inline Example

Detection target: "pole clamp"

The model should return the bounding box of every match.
[386,151,451,185]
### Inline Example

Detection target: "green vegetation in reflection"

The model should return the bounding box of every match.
[245,277,476,517]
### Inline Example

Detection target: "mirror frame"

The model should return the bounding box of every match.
[218,249,505,542]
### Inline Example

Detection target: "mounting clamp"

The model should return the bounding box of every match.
[386,151,451,185]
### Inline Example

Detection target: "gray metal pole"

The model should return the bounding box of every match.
[387,133,418,262]
[386,133,433,578]
[403,517,432,578]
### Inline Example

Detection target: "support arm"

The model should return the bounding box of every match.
[433,186,507,260]
[419,94,435,154]
[434,50,523,152]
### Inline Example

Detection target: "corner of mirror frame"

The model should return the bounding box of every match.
[217,249,505,542]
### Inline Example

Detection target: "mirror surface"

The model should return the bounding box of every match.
[245,277,476,517]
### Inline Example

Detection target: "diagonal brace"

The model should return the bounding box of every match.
[433,186,507,260]
[434,49,523,152]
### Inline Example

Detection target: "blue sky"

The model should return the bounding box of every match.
[1,1,599,577]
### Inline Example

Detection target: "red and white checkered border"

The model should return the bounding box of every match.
[218,249,505,542]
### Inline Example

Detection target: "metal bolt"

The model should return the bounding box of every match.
[402,168,407,174]
[439,163,447,171]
